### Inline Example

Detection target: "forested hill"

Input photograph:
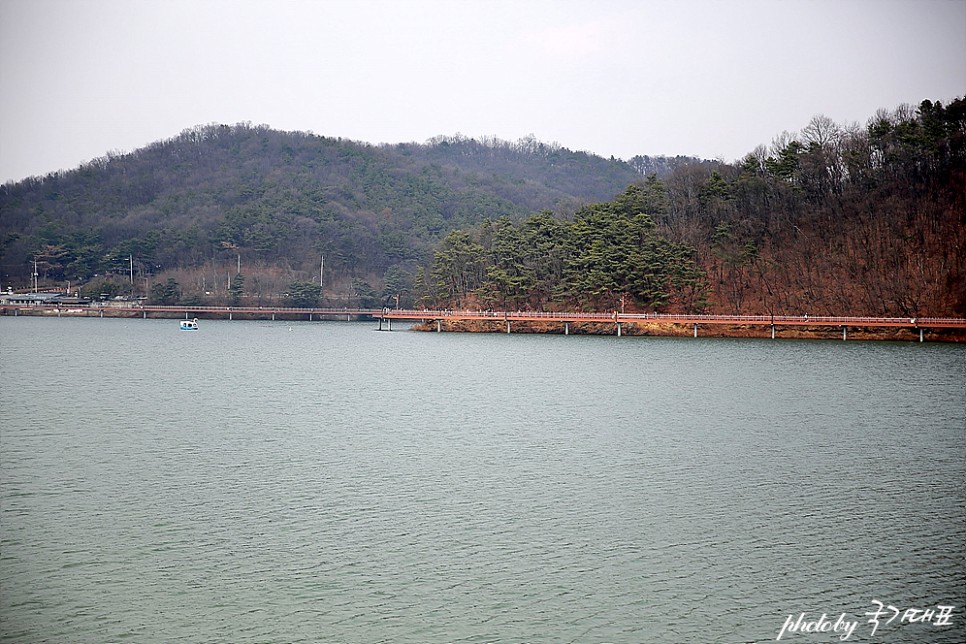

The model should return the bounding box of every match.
[0,124,697,301]
[2,97,964,318]
[423,98,966,318]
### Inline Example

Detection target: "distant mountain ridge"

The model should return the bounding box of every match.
[0,123,703,295]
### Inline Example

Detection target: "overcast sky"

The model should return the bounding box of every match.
[1,0,964,184]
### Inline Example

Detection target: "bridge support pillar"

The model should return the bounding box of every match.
[565,322,569,335]
[919,327,924,343]
[230,311,233,321]
[771,324,776,339]
[272,313,275,321]
[309,313,312,321]
[842,326,847,341]
[506,320,511,334]
[436,319,441,333]
[143,311,146,319]
[693,323,698,338]
[388,318,392,331]
[617,323,622,337]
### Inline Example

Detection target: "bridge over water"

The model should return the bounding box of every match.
[376,309,966,341]
[3,303,965,341]
[1,304,378,322]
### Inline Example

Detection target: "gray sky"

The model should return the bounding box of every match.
[1,0,964,184]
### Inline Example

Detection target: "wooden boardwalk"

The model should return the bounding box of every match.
[4,303,965,339]
[378,309,966,327]
[376,309,966,340]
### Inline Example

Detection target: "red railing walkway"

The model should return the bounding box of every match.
[4,304,964,340]
[376,309,966,340]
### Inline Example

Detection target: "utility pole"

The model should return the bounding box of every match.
[320,253,324,288]
[129,255,134,285]
[32,259,38,292]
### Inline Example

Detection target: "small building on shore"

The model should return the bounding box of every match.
[0,293,92,307]
[0,293,61,306]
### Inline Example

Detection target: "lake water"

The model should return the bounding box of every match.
[1,317,963,643]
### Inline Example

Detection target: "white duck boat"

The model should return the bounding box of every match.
[180,318,199,330]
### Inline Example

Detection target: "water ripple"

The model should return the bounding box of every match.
[1,319,964,643]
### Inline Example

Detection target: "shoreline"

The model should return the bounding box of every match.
[411,319,966,343]
[3,307,964,342]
